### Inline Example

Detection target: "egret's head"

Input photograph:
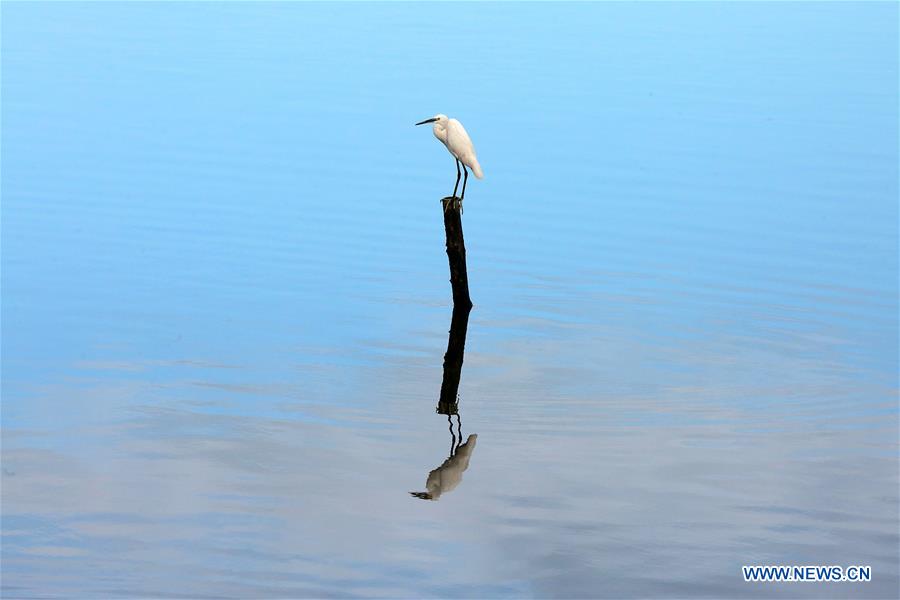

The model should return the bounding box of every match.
[415,114,448,129]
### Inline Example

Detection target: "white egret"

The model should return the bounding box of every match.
[415,114,483,202]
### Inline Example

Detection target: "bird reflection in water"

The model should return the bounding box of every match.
[411,304,477,501]
[410,428,477,501]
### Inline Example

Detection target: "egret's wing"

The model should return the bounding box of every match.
[446,119,476,161]
[436,434,477,495]
[447,119,483,179]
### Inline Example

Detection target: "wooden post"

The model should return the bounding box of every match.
[437,302,471,415]
[437,197,473,415]
[441,199,473,309]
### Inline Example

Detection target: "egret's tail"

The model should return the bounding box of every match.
[471,160,484,180]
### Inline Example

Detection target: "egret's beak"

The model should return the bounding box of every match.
[415,118,438,126]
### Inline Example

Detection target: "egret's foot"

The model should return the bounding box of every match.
[441,196,462,213]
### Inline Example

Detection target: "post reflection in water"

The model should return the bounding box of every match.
[411,304,478,501]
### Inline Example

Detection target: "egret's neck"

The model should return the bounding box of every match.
[432,122,448,144]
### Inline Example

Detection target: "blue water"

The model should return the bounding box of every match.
[2,3,898,598]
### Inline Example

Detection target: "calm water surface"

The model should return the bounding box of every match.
[2,3,898,598]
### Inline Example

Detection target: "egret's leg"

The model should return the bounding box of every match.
[448,414,456,457]
[452,159,461,199]
[460,165,469,202]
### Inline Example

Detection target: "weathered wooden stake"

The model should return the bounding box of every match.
[436,197,473,415]
[441,198,473,309]
[437,302,471,415]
